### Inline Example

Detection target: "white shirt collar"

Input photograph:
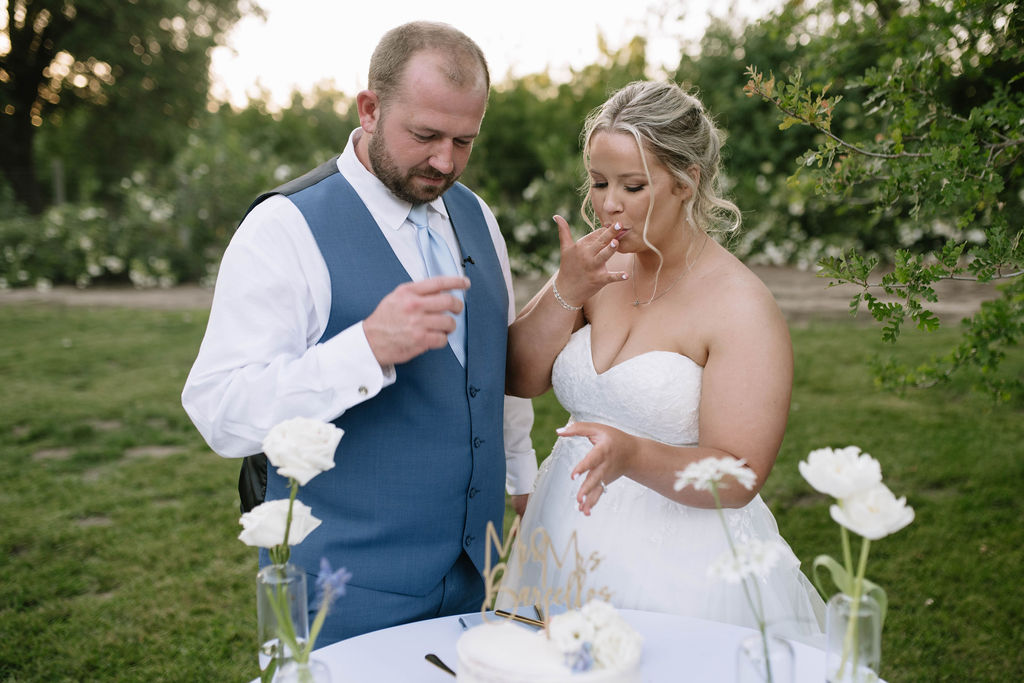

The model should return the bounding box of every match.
[338,130,449,231]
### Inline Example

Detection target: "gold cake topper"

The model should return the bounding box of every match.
[481,515,612,625]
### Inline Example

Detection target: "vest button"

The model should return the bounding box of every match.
[468,487,478,498]
[468,385,479,397]
[473,436,484,448]
[465,534,475,546]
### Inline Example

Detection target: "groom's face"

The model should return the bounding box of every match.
[365,50,487,204]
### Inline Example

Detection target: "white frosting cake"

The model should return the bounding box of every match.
[456,601,642,683]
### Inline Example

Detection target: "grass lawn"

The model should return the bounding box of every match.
[0,303,1021,681]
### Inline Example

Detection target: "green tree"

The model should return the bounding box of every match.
[744,0,1023,399]
[674,7,898,267]
[0,0,258,214]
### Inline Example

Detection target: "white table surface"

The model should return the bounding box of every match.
[268,609,828,682]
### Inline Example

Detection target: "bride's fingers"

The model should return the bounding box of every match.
[557,423,597,444]
[554,215,575,252]
[576,474,604,516]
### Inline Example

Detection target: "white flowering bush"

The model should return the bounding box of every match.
[0,202,180,290]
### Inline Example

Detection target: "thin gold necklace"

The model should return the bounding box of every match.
[631,235,708,307]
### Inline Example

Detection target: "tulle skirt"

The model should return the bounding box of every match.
[497,435,826,646]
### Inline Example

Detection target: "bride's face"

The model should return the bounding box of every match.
[586,131,688,252]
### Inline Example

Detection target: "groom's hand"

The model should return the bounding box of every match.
[510,494,529,518]
[364,276,470,366]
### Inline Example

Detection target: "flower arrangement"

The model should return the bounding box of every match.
[238,417,350,682]
[799,445,914,682]
[674,457,788,682]
[546,600,642,672]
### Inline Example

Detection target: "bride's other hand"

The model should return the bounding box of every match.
[551,215,628,307]
[558,421,634,516]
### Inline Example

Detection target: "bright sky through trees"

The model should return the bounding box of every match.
[208,0,779,107]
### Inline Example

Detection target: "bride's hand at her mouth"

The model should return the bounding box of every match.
[550,215,629,308]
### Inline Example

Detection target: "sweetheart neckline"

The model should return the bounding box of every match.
[578,324,702,377]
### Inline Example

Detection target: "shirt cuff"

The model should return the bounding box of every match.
[505,448,539,496]
[317,321,395,407]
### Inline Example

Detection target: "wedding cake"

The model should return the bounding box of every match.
[455,601,642,682]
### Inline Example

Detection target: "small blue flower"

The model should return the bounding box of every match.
[567,641,594,672]
[314,557,352,609]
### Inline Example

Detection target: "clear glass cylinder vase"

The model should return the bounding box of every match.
[736,630,795,683]
[825,592,882,683]
[274,658,331,683]
[257,563,310,678]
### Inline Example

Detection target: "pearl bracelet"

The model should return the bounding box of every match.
[552,280,583,312]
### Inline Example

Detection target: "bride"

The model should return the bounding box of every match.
[498,81,825,642]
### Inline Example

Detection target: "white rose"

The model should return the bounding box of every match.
[547,610,595,654]
[238,498,322,548]
[830,482,915,540]
[580,600,619,631]
[798,446,881,499]
[262,417,343,486]
[591,621,643,669]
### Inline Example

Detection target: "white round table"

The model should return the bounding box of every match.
[273,609,828,682]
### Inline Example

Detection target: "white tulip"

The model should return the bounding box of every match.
[799,445,882,499]
[830,482,915,540]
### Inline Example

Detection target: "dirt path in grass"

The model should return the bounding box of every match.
[0,266,998,325]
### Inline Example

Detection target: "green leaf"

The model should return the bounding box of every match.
[812,556,890,626]
[812,554,853,597]
[779,116,804,131]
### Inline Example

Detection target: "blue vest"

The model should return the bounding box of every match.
[261,164,508,597]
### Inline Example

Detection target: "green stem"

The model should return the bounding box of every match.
[836,537,872,680]
[712,483,772,682]
[263,569,302,665]
[301,587,335,663]
[841,525,853,581]
[269,479,299,566]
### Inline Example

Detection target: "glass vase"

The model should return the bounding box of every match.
[274,658,331,683]
[736,629,794,683]
[257,563,309,679]
[825,592,882,683]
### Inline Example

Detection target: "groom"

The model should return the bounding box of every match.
[182,21,536,644]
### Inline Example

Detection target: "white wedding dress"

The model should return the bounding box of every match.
[498,325,825,644]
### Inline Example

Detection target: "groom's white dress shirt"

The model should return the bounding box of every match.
[182,130,537,494]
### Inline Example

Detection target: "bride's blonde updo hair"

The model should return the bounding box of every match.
[580,80,741,239]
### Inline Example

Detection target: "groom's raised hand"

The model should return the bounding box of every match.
[364,276,470,366]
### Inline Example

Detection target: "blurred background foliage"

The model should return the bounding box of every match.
[2,0,1021,394]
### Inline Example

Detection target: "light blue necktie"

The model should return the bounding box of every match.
[408,204,466,366]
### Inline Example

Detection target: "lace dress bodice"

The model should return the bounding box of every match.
[553,325,702,446]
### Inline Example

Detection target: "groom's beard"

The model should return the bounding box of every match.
[368,128,457,204]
